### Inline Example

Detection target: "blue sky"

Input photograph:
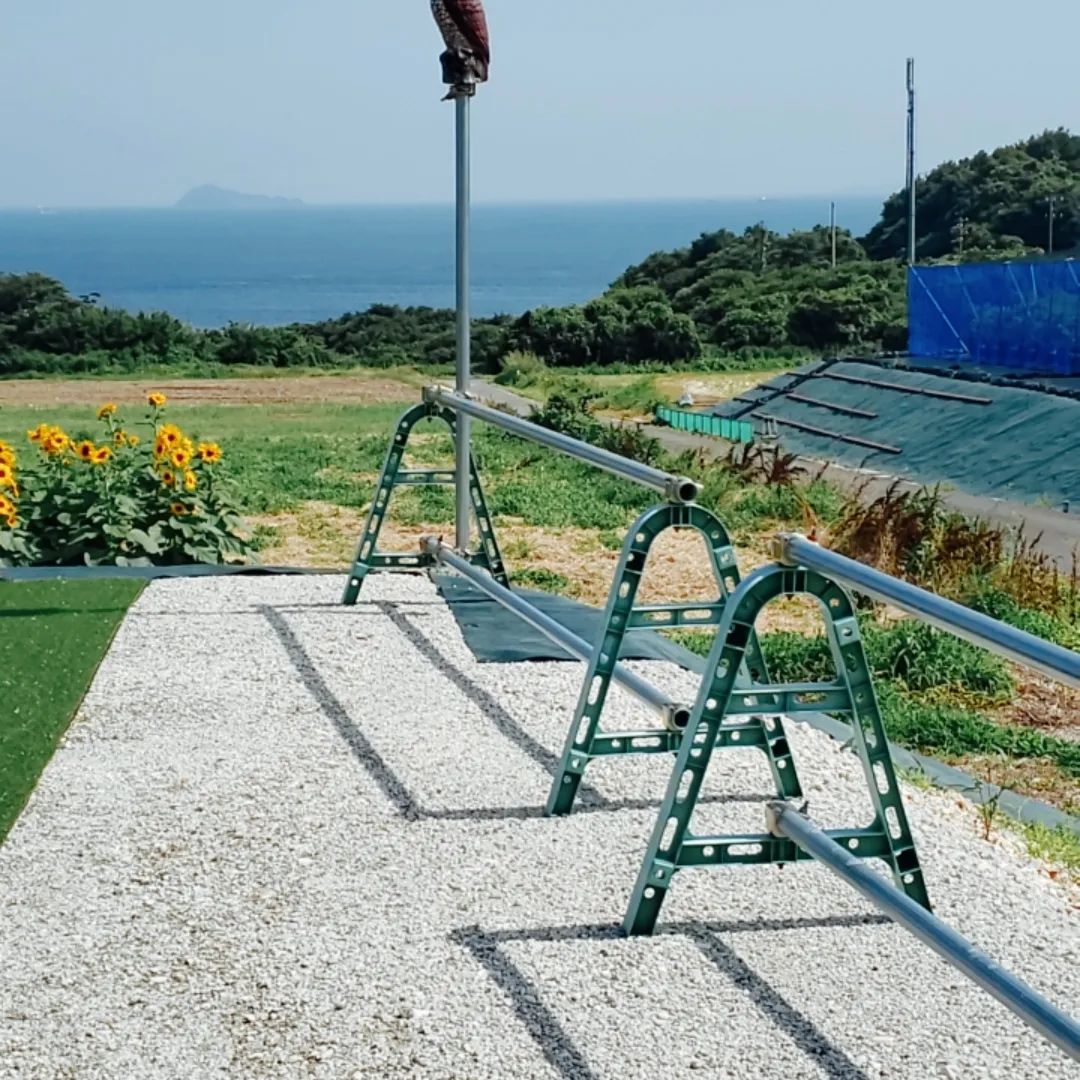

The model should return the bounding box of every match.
[2,0,1076,207]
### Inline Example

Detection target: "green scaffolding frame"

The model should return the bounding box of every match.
[624,561,929,936]
[547,502,803,816]
[342,402,507,605]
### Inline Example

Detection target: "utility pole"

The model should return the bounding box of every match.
[906,58,917,266]
[830,201,837,268]
[1048,194,1057,255]
[453,87,473,551]
[759,222,768,273]
[434,3,491,554]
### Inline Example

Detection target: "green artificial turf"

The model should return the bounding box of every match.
[0,579,142,843]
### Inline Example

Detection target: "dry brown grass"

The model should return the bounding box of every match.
[0,371,420,408]
[249,501,823,635]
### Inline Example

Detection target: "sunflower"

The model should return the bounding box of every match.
[97,403,117,419]
[197,442,222,464]
[159,424,182,446]
[154,436,167,459]
[43,432,69,456]
[3,514,16,529]
[28,423,49,444]
[161,470,176,488]
[76,440,95,461]
[92,446,112,465]
[0,494,14,517]
[113,429,128,445]
[148,392,168,408]
[127,433,141,447]
[0,463,16,490]
[183,469,197,492]
[171,447,192,469]
[170,501,187,517]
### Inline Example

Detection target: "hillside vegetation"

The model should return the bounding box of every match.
[1,130,1077,377]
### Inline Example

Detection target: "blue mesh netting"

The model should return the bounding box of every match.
[909,262,1080,375]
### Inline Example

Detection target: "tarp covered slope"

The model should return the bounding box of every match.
[712,360,1080,505]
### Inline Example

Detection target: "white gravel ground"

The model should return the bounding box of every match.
[0,573,1077,1080]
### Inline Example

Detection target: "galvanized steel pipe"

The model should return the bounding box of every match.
[424,386,701,504]
[778,533,1080,690]
[767,801,1080,1062]
[420,537,691,730]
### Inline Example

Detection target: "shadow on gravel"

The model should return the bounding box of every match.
[453,915,888,1080]
[262,602,771,825]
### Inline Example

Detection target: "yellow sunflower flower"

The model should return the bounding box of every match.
[197,442,222,464]
[183,469,197,492]
[0,463,16,489]
[113,430,128,445]
[76,440,95,462]
[3,514,16,529]
[128,433,141,447]
[0,494,14,517]
[97,403,117,419]
[92,446,112,465]
[161,470,176,488]
[28,424,49,444]
[43,432,69,456]
[170,501,187,517]
[148,392,168,408]
[154,436,167,459]
[171,447,192,469]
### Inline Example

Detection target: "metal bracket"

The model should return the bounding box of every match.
[623,563,929,936]
[342,401,507,604]
[546,503,802,816]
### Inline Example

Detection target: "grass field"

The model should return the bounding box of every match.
[0,579,143,843]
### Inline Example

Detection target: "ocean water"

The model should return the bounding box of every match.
[0,198,883,328]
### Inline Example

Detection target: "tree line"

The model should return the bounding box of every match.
[1,129,1077,375]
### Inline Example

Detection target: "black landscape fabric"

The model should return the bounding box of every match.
[434,574,697,666]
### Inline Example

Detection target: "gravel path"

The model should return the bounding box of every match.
[1,574,1077,1079]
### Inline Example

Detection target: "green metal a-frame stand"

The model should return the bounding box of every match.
[342,401,507,605]
[547,503,803,816]
[623,561,930,936]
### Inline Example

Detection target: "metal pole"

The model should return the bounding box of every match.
[421,537,691,728]
[454,92,472,550]
[830,201,837,269]
[767,801,1080,1062]
[1048,194,1056,255]
[906,58,917,266]
[427,386,701,503]
[778,534,1080,688]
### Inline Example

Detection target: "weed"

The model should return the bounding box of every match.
[597,530,626,551]
[511,567,570,594]
[1020,822,1080,882]
[502,538,535,560]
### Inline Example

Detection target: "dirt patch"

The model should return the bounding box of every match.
[948,753,1079,818]
[0,373,419,408]
[248,501,821,635]
[992,671,1080,743]
[653,371,784,409]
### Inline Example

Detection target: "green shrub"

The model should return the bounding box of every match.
[862,621,1014,700]
[875,681,1080,776]
[494,351,547,387]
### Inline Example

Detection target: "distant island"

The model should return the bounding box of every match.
[174,185,305,210]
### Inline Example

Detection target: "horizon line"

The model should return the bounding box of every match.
[0,192,889,213]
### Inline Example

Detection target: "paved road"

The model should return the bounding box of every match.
[475,380,1080,571]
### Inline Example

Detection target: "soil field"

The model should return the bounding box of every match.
[0,372,421,408]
